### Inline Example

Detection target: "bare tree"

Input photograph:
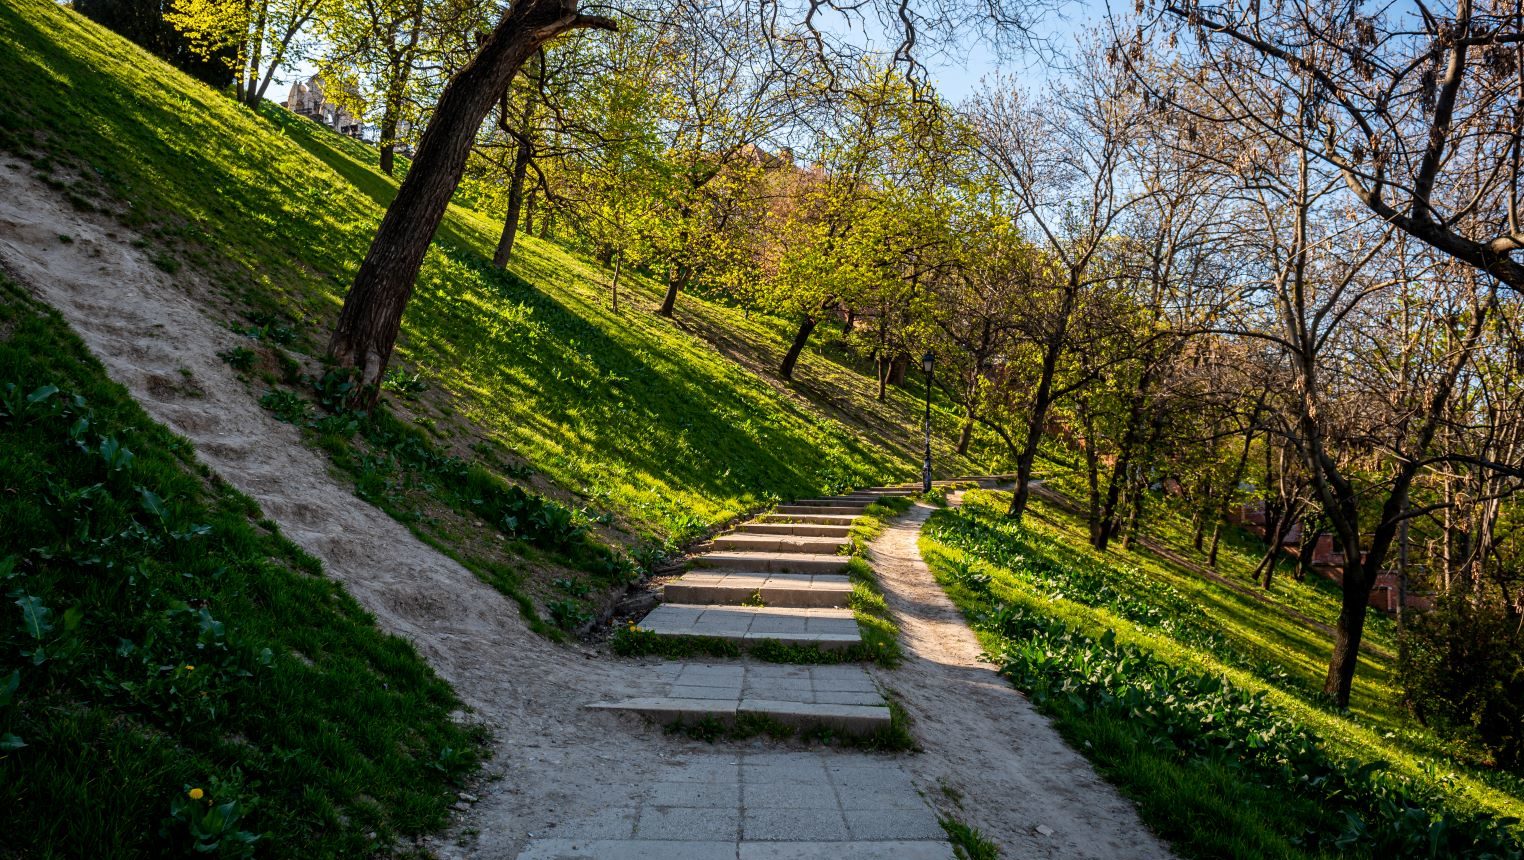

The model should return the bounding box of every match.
[967,54,1152,522]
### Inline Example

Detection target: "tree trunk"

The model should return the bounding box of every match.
[378,102,400,176]
[888,354,908,386]
[1121,480,1145,550]
[493,126,533,267]
[493,52,539,267]
[956,406,974,456]
[780,315,817,380]
[326,1,614,401]
[1081,419,1101,543]
[875,353,888,401]
[658,264,691,317]
[1007,336,1065,522]
[243,0,268,105]
[1324,562,1373,707]
[610,250,622,313]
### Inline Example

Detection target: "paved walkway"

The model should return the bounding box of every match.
[514,750,948,859]
[515,490,955,859]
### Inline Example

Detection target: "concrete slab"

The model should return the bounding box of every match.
[739,842,953,860]
[691,551,850,574]
[775,505,866,516]
[665,572,852,608]
[757,513,859,526]
[636,805,741,840]
[843,806,945,841]
[518,840,737,860]
[637,605,860,650]
[742,806,850,841]
[738,700,890,734]
[709,534,849,554]
[735,522,853,537]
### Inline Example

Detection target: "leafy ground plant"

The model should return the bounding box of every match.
[0,279,484,858]
[921,494,1524,859]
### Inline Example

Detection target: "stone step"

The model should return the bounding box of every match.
[793,498,875,507]
[637,604,860,650]
[587,663,889,735]
[707,534,847,554]
[757,513,858,526]
[734,522,852,538]
[664,572,853,607]
[775,505,865,516]
[691,551,849,574]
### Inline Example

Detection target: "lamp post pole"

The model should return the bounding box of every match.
[922,352,934,494]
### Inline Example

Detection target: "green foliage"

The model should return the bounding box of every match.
[922,500,1524,859]
[608,626,741,660]
[941,817,1000,860]
[0,282,481,858]
[931,491,1308,695]
[1401,595,1524,771]
[217,346,255,371]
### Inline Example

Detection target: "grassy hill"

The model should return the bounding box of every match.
[0,1,1006,852]
[0,273,483,858]
[0,0,1002,630]
[921,488,1524,858]
[10,3,1518,858]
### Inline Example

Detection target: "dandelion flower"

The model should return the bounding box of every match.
[188,788,204,800]
[183,665,195,672]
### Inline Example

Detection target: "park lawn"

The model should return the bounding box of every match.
[0,0,997,554]
[920,489,1524,859]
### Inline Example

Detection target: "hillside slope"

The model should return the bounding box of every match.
[921,488,1524,858]
[0,0,993,550]
[0,270,482,858]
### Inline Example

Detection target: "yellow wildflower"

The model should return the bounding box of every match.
[183,664,194,672]
[188,788,204,800]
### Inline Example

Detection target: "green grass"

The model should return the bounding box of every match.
[941,816,1001,860]
[920,489,1524,859]
[0,0,999,558]
[0,278,483,858]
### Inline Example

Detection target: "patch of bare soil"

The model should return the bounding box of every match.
[866,499,1178,859]
[0,158,721,859]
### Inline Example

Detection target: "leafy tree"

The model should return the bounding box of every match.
[166,0,326,106]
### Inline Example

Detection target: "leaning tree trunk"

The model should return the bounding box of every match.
[658,264,692,317]
[779,315,817,381]
[327,1,614,402]
[1007,334,1064,522]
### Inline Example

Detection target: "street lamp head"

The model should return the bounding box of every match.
[922,351,934,374]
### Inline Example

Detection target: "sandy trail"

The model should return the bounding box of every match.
[0,158,705,857]
[0,159,1175,858]
[867,499,1176,859]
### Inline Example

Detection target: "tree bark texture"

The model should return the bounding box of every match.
[780,315,817,380]
[327,1,614,401]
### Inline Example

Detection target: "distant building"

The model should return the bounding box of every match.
[282,76,362,138]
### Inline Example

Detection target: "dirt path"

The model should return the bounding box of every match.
[1,160,1180,859]
[867,500,1177,860]
[0,158,764,859]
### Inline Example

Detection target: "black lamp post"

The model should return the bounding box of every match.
[922,351,934,493]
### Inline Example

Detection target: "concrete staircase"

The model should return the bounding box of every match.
[594,487,914,735]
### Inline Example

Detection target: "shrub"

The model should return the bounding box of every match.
[1401,594,1524,771]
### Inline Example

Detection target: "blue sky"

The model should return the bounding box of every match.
[269,0,1110,107]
